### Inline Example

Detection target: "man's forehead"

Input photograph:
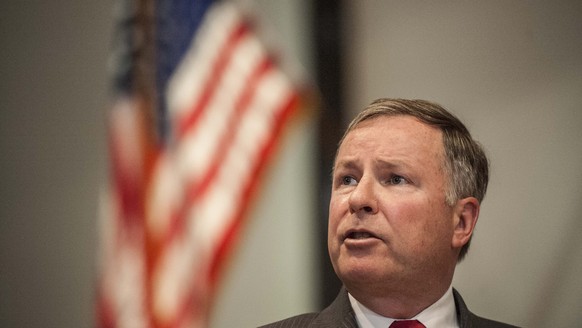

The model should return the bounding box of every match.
[335,115,445,165]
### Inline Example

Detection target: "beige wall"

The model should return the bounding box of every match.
[0,1,111,327]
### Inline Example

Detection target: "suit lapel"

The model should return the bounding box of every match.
[311,287,358,327]
[453,288,476,328]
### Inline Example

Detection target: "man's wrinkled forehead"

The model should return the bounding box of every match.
[334,115,446,167]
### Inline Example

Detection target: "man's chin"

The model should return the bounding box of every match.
[337,261,392,286]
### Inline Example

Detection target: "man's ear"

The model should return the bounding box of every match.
[452,197,480,249]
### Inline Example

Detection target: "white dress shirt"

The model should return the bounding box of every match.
[348,285,459,328]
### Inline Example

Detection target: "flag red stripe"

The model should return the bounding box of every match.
[147,50,283,328]
[172,91,300,327]
[176,21,249,140]
[96,285,116,328]
[209,91,300,285]
[184,57,274,205]
[160,58,275,251]
[154,20,254,252]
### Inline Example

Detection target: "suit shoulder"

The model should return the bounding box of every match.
[258,313,318,328]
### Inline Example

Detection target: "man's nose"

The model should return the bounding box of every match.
[348,176,379,215]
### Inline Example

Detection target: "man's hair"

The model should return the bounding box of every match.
[338,98,489,261]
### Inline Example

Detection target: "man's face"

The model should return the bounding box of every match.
[328,115,458,296]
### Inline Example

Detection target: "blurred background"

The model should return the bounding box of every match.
[1,0,581,327]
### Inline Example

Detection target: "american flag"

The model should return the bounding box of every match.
[97,1,301,327]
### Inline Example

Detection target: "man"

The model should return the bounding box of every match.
[261,99,517,328]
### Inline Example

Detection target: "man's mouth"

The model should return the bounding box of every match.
[348,231,373,239]
[345,230,377,240]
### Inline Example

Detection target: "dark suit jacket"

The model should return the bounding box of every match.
[259,287,518,328]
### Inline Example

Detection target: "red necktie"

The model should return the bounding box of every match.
[389,319,426,328]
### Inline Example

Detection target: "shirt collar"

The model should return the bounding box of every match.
[348,285,459,328]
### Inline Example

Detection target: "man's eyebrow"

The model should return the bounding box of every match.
[331,159,357,179]
[375,158,407,169]
[334,159,358,169]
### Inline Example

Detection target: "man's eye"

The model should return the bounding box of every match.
[341,176,357,186]
[389,175,408,185]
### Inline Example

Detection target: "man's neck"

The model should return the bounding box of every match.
[348,285,459,328]
[346,277,453,318]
